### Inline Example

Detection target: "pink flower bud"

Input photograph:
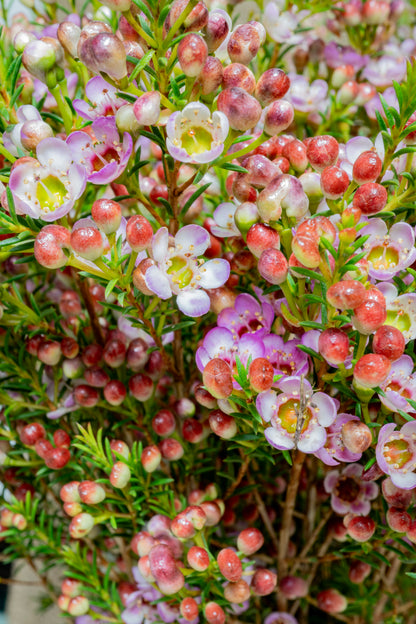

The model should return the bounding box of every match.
[141,445,162,473]
[348,560,371,584]
[78,481,106,505]
[110,462,131,489]
[382,477,413,509]
[255,68,290,106]
[341,420,372,454]
[74,385,99,408]
[203,359,233,399]
[251,568,277,595]
[223,63,256,93]
[352,300,386,334]
[279,575,308,599]
[352,150,382,185]
[346,515,376,542]
[224,579,251,603]
[317,588,347,613]
[217,87,262,131]
[91,198,122,234]
[133,91,161,126]
[320,165,349,199]
[246,224,280,259]
[34,225,71,269]
[148,543,185,595]
[187,545,210,571]
[228,22,263,65]
[71,226,104,261]
[60,481,81,503]
[204,9,230,52]
[352,182,387,215]
[57,21,81,57]
[204,602,225,624]
[326,280,366,310]
[61,578,82,597]
[264,99,294,136]
[209,410,237,439]
[199,56,223,95]
[217,548,242,582]
[237,527,264,555]
[126,215,153,252]
[180,597,199,621]
[177,33,208,77]
[386,506,411,533]
[318,328,350,365]
[69,512,95,539]
[258,248,288,285]
[159,438,184,461]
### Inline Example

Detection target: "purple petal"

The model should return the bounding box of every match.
[265,426,294,450]
[256,390,278,423]
[144,265,172,299]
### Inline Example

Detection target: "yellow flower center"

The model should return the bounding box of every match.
[36,175,67,212]
[167,255,193,288]
[278,398,312,434]
[367,245,399,270]
[181,126,213,155]
[384,439,412,468]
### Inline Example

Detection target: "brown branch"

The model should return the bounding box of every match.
[251,482,279,555]
[225,453,251,499]
[76,275,105,345]
[373,555,402,623]
[291,508,333,575]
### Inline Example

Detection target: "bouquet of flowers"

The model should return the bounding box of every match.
[0,0,416,622]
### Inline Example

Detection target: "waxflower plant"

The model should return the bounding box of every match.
[1,1,416,624]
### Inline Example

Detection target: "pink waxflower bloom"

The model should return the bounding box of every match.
[315,413,363,467]
[361,219,416,281]
[362,55,407,88]
[144,225,230,317]
[376,421,416,489]
[378,283,416,343]
[256,376,337,453]
[264,1,309,45]
[286,74,329,122]
[217,293,274,339]
[378,355,416,414]
[211,202,240,238]
[166,102,229,164]
[9,137,86,221]
[264,613,298,624]
[73,75,124,121]
[324,464,378,516]
[66,117,133,185]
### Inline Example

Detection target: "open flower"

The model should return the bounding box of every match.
[361,219,416,281]
[217,293,274,339]
[73,75,124,121]
[376,421,416,489]
[378,282,416,342]
[324,463,378,516]
[264,1,309,45]
[256,376,337,453]
[9,137,86,221]
[263,335,309,378]
[315,413,363,466]
[166,103,229,164]
[211,202,240,238]
[378,355,416,414]
[67,117,133,185]
[287,74,329,121]
[144,225,230,317]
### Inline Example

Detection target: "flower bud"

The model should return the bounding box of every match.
[187,545,210,571]
[133,91,161,126]
[126,215,153,251]
[326,280,366,310]
[91,198,122,234]
[258,248,288,284]
[199,56,223,95]
[149,544,185,595]
[317,589,347,613]
[224,579,251,603]
[68,596,90,616]
[228,22,263,65]
[255,68,290,106]
[223,63,256,93]
[116,104,141,136]
[78,481,106,505]
[264,99,294,136]
[217,87,262,131]
[204,9,230,52]
[141,445,162,473]
[237,527,264,555]
[180,597,199,621]
[70,227,104,261]
[69,512,95,538]
[251,568,277,595]
[341,420,372,454]
[34,225,71,269]
[209,410,237,439]
[217,548,242,582]
[110,462,131,489]
[57,21,81,57]
[204,602,225,624]
[177,33,208,77]
[203,359,233,399]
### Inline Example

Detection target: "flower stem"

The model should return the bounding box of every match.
[50,84,73,135]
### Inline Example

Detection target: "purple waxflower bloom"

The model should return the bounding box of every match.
[211,202,240,237]
[365,86,399,121]
[166,102,229,164]
[362,55,407,88]
[263,335,309,378]
[376,421,416,489]
[287,74,329,121]
[264,613,298,624]
[324,43,369,71]
[73,75,124,120]
[256,376,337,453]
[378,282,416,343]
[324,463,378,516]
[314,413,362,466]
[67,117,133,185]
[378,355,416,413]
[47,391,78,419]
[217,293,274,339]
[144,225,230,317]
[9,137,86,221]
[361,219,416,281]
[264,1,309,45]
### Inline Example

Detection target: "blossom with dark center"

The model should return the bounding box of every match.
[324,463,378,516]
[73,75,124,121]
[315,413,363,466]
[217,293,274,340]
[66,117,133,185]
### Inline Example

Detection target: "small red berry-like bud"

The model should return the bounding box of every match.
[246,224,280,259]
[12,513,27,530]
[38,340,61,366]
[224,579,251,603]
[58,595,70,611]
[74,385,99,408]
[365,287,386,307]
[103,339,126,369]
[200,500,223,525]
[64,502,82,517]
[165,0,208,33]
[317,588,347,613]
[177,33,208,77]
[180,597,199,621]
[279,575,308,599]
[53,429,71,448]
[159,438,184,461]
[85,367,109,388]
[203,358,233,399]
[152,409,176,437]
[352,182,387,215]
[320,165,350,199]
[209,410,237,439]
[354,354,391,388]
[318,328,350,365]
[61,337,79,359]
[362,0,390,24]
[237,527,264,555]
[91,198,121,234]
[264,99,294,136]
[187,545,210,571]
[20,423,46,446]
[78,481,106,505]
[283,139,308,172]
[110,462,131,489]
[126,338,148,370]
[182,418,204,443]
[341,420,372,453]
[70,227,104,261]
[34,225,71,269]
[353,300,387,334]
[372,325,405,361]
[382,477,413,509]
[141,445,162,473]
[35,438,53,459]
[129,373,153,401]
[60,481,81,503]
[131,531,156,557]
[352,150,382,184]
[45,447,71,470]
[217,548,242,582]
[223,63,256,93]
[326,280,366,310]
[258,248,288,285]
[306,135,339,172]
[137,554,154,581]
[346,515,376,542]
[82,344,103,368]
[248,358,274,392]
[252,568,277,595]
[204,602,225,624]
[133,91,160,126]
[69,512,95,539]
[61,578,82,597]
[110,439,130,460]
[104,380,126,406]
[348,560,371,584]
[199,56,223,95]
[204,9,230,52]
[68,596,90,616]
[126,215,153,252]
[217,87,262,131]
[255,68,290,106]
[386,507,411,533]
[149,543,185,595]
